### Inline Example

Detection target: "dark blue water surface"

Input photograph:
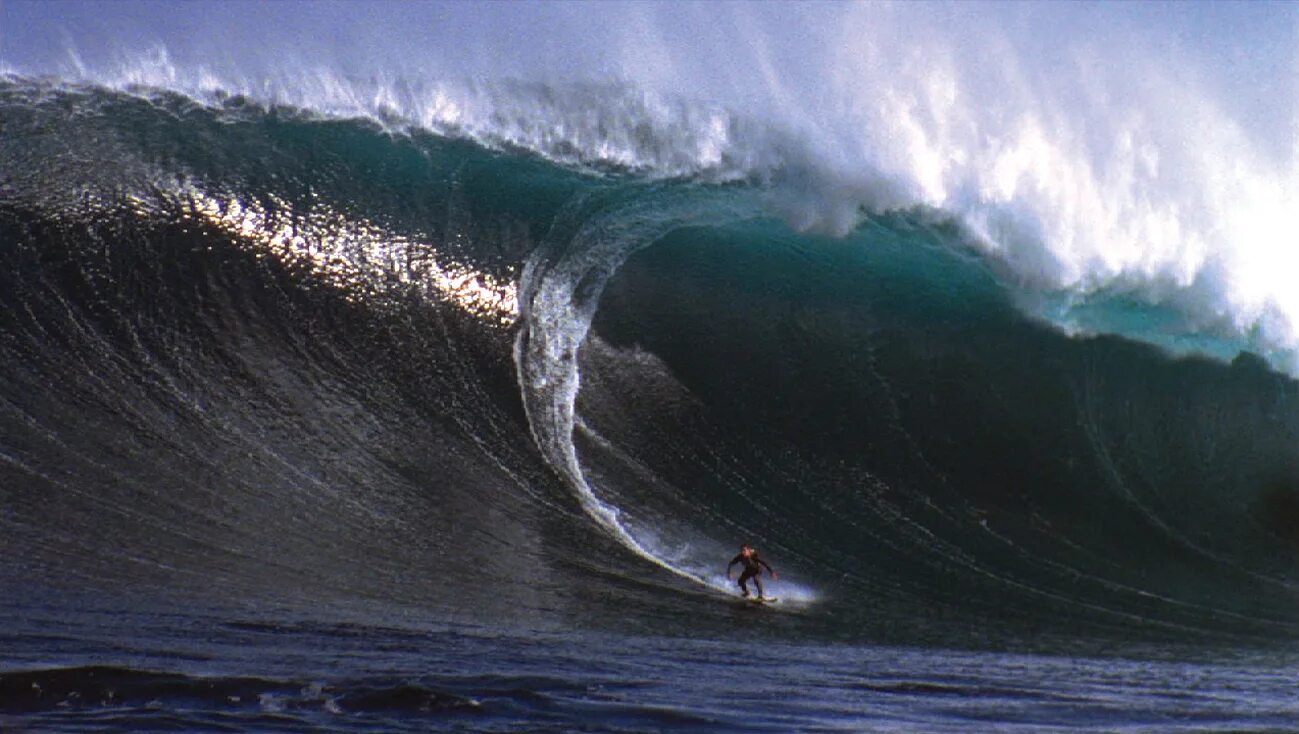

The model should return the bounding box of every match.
[5,590,1299,733]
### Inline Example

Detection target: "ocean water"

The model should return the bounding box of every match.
[4,2,1299,731]
[5,594,1299,733]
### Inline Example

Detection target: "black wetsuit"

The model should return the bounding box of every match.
[728,552,774,597]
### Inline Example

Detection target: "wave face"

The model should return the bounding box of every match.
[3,76,1299,647]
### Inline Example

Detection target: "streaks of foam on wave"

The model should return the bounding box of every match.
[513,188,742,595]
[511,185,816,604]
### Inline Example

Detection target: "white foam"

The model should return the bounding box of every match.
[15,3,1294,372]
[11,5,1299,376]
[512,187,805,598]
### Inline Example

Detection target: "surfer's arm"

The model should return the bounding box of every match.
[726,554,742,577]
[758,558,777,578]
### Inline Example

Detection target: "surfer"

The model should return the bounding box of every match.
[727,544,777,598]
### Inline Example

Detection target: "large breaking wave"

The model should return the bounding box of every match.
[2,64,1298,647]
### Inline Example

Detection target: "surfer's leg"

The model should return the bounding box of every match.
[737,570,754,596]
[753,575,764,598]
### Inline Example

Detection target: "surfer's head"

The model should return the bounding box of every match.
[740,544,754,557]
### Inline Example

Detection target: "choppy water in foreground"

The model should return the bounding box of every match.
[5,591,1299,733]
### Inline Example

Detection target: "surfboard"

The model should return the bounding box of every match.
[742,596,778,605]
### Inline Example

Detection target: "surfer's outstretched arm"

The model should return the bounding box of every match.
[726,554,742,578]
[758,558,777,579]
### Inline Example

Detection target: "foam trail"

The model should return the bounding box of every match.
[514,188,815,603]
